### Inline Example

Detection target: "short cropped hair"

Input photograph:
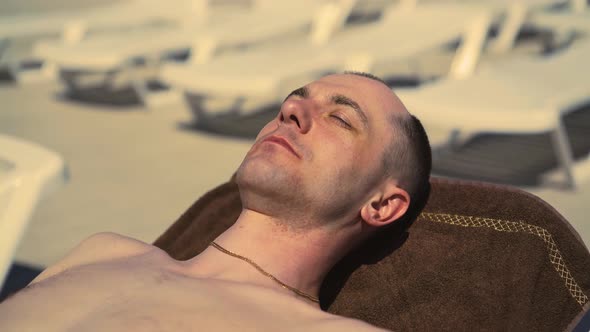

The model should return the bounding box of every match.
[383,113,432,223]
[343,71,389,86]
[345,71,432,226]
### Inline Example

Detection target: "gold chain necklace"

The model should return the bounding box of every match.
[209,241,320,303]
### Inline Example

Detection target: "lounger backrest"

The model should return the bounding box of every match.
[334,3,496,74]
[0,135,66,290]
[379,2,497,80]
[447,10,495,80]
[309,0,357,46]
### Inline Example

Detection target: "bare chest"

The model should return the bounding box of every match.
[0,256,323,331]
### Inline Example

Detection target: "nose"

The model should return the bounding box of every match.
[279,99,312,133]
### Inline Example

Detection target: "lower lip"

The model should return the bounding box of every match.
[263,140,298,157]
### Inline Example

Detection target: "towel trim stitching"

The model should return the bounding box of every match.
[421,212,589,307]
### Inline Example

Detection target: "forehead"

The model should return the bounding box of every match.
[306,74,408,121]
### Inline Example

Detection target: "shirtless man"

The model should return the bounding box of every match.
[0,72,431,331]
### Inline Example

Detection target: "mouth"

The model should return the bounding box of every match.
[262,136,300,158]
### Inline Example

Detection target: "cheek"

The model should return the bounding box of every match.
[326,130,362,160]
[324,138,372,181]
[314,137,359,175]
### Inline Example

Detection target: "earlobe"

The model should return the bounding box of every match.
[361,187,410,228]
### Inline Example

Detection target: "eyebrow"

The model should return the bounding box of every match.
[332,94,369,130]
[284,86,309,101]
[284,86,369,130]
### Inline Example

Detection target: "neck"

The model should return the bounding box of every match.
[186,208,356,305]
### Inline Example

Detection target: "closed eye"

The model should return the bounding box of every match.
[330,115,352,129]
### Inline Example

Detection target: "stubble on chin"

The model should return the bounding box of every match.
[236,157,300,207]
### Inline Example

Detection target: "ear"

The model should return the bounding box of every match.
[360,182,410,228]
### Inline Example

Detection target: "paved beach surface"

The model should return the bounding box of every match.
[1,1,588,269]
[1,81,252,265]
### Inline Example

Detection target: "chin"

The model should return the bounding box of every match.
[236,159,302,211]
[237,163,289,196]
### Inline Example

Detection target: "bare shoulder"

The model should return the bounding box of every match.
[30,232,156,285]
[67,232,154,258]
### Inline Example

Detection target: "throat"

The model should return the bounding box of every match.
[187,209,342,306]
[208,241,320,304]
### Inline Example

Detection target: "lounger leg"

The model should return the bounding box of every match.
[489,2,529,55]
[447,129,474,150]
[551,120,576,189]
[39,61,58,80]
[448,129,462,150]
[128,58,160,107]
[189,36,218,65]
[62,20,88,45]
[448,13,493,80]
[6,63,19,82]
[0,38,9,59]
[131,80,150,106]
[570,0,587,13]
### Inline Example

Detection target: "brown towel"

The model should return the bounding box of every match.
[154,177,590,331]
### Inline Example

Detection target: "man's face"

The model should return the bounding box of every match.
[236,74,408,226]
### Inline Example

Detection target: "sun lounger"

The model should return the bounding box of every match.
[0,0,249,82]
[529,6,590,33]
[0,135,67,289]
[397,36,590,189]
[159,2,498,130]
[31,0,352,105]
[484,0,587,54]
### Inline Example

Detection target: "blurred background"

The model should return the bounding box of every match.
[1,0,589,297]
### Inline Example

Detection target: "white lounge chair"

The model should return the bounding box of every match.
[529,5,590,34]
[397,34,590,189]
[31,0,351,106]
[0,135,67,288]
[386,0,573,78]
[481,0,587,55]
[0,0,249,82]
[160,2,498,126]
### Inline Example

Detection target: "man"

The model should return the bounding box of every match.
[0,72,431,331]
